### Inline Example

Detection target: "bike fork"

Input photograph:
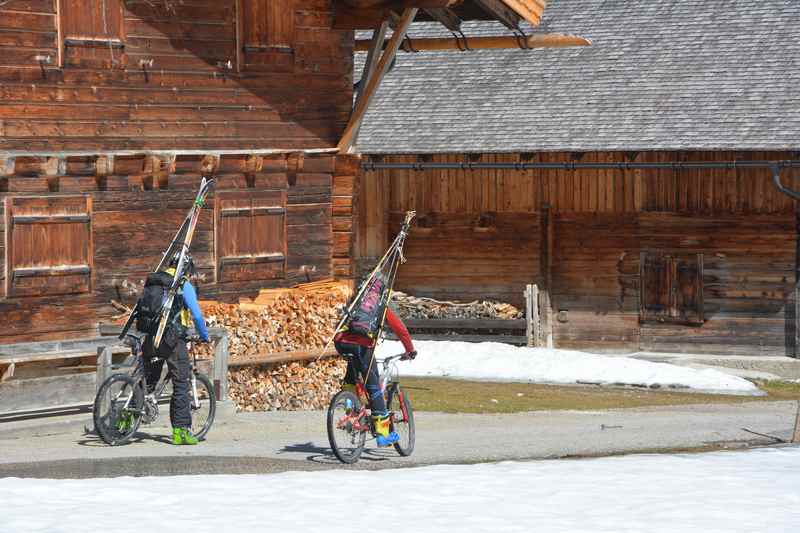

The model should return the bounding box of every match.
[191,374,200,409]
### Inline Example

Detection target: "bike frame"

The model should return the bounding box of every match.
[335,354,410,435]
[116,335,202,414]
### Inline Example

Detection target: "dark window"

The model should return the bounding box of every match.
[238,0,294,72]
[640,252,703,325]
[215,190,287,283]
[5,196,93,298]
[60,0,125,68]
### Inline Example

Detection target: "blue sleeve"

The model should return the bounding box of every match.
[181,281,209,342]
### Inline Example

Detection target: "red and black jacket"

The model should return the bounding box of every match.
[335,308,414,353]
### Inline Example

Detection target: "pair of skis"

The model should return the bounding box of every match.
[317,210,416,359]
[119,177,215,347]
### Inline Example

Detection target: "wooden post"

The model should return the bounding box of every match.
[524,284,540,347]
[540,205,554,348]
[213,333,230,402]
[796,285,800,358]
[792,401,800,443]
[525,285,533,346]
[337,8,418,153]
[95,346,112,392]
[532,284,540,347]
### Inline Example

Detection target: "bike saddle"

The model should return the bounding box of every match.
[123,331,147,347]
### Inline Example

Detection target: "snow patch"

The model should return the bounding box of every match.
[2,448,798,532]
[376,340,759,394]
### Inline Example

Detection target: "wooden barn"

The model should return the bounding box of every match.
[353,0,800,356]
[0,0,559,347]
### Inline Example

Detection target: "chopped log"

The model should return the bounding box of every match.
[354,33,592,52]
[227,348,338,368]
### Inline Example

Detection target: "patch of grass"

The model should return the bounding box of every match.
[400,378,800,414]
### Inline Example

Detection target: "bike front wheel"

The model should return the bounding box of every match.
[93,373,144,446]
[388,384,415,457]
[327,390,367,464]
[189,373,216,440]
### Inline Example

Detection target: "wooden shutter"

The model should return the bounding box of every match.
[5,196,93,298]
[60,0,125,68]
[238,0,294,72]
[673,254,704,324]
[216,191,287,283]
[640,252,703,325]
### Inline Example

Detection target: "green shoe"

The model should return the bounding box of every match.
[172,427,199,445]
[116,411,134,433]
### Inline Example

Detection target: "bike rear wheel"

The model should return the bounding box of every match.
[190,373,216,440]
[327,390,367,464]
[388,385,415,457]
[93,373,144,446]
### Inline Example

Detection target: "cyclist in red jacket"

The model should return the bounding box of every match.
[334,308,416,447]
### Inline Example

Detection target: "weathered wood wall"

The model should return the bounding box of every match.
[0,152,358,344]
[357,151,800,355]
[0,0,353,151]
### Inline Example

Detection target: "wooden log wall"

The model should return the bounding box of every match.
[357,151,800,355]
[0,152,357,344]
[0,0,353,151]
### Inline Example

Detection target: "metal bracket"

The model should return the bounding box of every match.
[771,164,800,201]
[401,35,420,53]
[451,30,472,52]
[512,28,530,50]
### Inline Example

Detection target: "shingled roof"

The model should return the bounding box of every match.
[355,0,800,154]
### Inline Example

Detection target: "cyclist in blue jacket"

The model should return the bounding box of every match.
[141,254,209,445]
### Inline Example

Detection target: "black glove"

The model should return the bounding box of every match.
[402,350,417,361]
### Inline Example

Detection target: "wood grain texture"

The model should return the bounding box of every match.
[0,153,356,344]
[0,0,353,151]
[356,151,799,355]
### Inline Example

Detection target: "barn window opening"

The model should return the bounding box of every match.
[640,251,704,325]
[4,196,93,298]
[215,190,287,283]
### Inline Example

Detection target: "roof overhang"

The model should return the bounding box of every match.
[334,0,547,30]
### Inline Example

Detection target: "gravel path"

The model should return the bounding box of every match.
[0,401,795,478]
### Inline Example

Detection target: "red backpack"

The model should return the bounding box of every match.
[347,275,388,339]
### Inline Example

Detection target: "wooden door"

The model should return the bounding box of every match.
[640,251,703,325]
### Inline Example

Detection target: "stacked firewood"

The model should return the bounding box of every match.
[196,280,351,360]
[391,291,522,320]
[228,358,347,411]
[190,280,352,412]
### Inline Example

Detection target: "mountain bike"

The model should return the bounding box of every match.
[326,353,415,464]
[92,331,216,446]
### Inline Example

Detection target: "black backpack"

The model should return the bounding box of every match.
[135,271,182,336]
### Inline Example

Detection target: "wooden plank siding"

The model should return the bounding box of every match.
[356,151,800,355]
[0,0,354,151]
[0,152,358,344]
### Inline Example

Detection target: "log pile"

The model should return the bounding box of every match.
[391,291,522,320]
[196,280,351,360]
[193,279,352,412]
[229,358,347,411]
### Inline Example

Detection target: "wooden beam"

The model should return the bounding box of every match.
[502,0,547,27]
[354,33,592,52]
[356,20,390,104]
[424,7,462,31]
[338,8,419,154]
[353,20,391,143]
[474,0,522,30]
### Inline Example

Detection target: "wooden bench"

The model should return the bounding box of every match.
[0,339,130,415]
[392,318,529,345]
